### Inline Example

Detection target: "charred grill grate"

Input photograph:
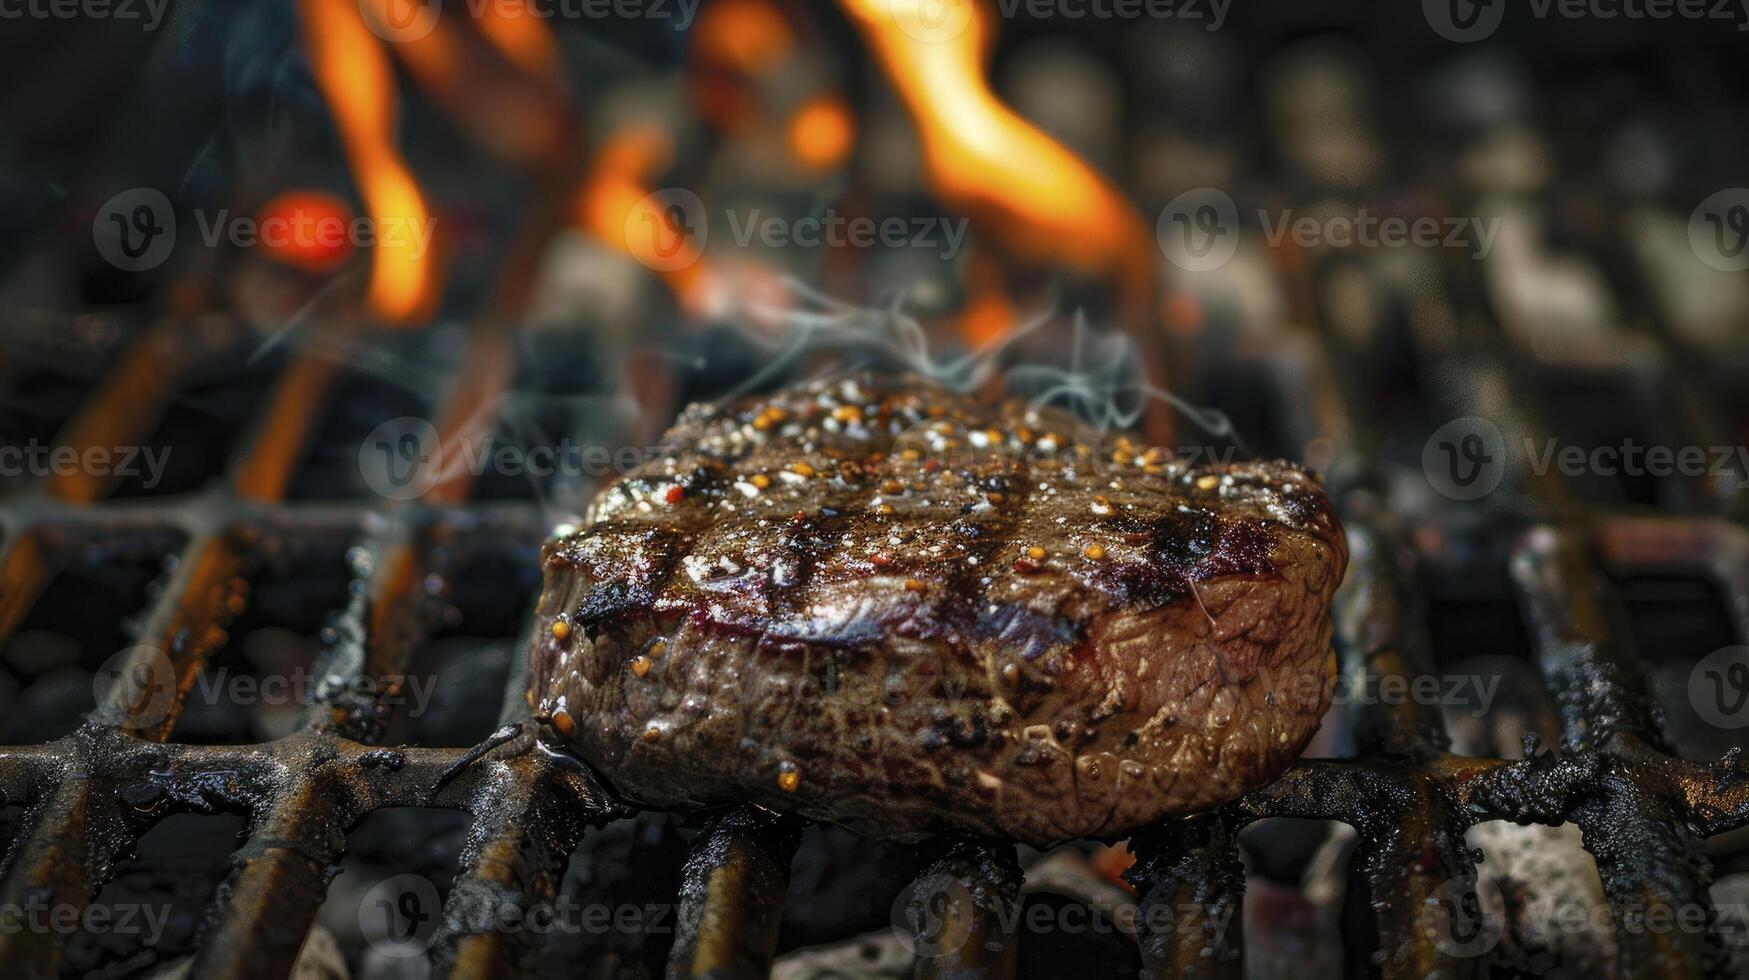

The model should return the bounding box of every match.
[2,270,1748,980]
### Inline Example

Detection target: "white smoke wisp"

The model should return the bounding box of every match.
[728,278,1246,453]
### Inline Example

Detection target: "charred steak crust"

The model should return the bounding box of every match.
[530,374,1346,845]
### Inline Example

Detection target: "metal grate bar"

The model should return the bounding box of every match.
[666,807,803,980]
[433,736,617,979]
[0,762,127,974]
[1125,813,1244,980]
[1511,527,1723,976]
[1596,516,1749,643]
[1511,527,1667,748]
[906,839,1020,980]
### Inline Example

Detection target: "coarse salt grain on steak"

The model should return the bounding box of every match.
[529,374,1346,845]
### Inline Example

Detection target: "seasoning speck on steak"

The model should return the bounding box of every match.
[529,374,1346,845]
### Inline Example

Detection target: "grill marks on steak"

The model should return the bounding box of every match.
[531,374,1346,844]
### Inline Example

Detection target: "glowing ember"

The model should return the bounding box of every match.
[788,96,856,171]
[253,190,354,273]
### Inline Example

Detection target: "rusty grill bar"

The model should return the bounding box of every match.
[2,250,1748,980]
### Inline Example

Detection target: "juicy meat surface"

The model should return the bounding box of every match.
[530,374,1346,845]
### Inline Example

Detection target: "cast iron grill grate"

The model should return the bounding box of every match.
[1,261,1747,980]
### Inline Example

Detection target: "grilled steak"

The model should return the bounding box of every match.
[529,374,1346,844]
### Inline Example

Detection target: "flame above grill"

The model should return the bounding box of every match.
[298,0,440,324]
[835,0,1153,312]
[573,125,711,311]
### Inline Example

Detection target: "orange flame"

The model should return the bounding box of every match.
[299,0,439,323]
[834,0,1152,310]
[573,125,709,307]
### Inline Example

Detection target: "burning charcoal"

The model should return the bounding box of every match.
[1465,821,1616,977]
[1713,873,1749,979]
[1445,658,1615,977]
[530,374,1346,844]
